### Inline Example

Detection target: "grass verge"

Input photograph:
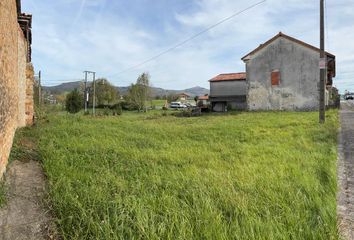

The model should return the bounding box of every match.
[0,182,5,208]
[34,110,338,239]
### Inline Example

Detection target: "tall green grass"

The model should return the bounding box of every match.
[0,182,5,207]
[35,110,338,239]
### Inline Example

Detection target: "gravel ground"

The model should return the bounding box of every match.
[337,100,354,239]
[0,159,56,239]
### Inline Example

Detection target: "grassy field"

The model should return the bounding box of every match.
[31,110,338,239]
[148,99,167,107]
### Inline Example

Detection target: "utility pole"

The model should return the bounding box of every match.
[83,71,88,113]
[83,71,96,115]
[319,0,326,123]
[38,70,42,106]
[92,72,96,116]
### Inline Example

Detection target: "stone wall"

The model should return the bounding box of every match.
[25,64,34,125]
[18,28,27,127]
[0,0,33,178]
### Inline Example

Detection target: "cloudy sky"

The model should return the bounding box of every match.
[22,0,354,92]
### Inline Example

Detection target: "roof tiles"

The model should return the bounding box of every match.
[209,73,246,82]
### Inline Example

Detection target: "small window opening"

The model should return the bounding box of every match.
[271,70,280,86]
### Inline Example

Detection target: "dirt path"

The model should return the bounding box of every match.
[0,159,56,239]
[338,100,354,239]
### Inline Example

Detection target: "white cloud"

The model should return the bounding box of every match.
[22,0,354,92]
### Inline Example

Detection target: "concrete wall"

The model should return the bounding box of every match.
[0,0,34,178]
[210,80,247,97]
[245,37,321,111]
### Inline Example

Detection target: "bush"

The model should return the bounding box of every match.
[97,104,111,109]
[162,110,168,117]
[111,104,122,116]
[103,107,110,116]
[120,101,138,111]
[65,89,83,114]
[175,108,201,118]
[227,103,233,112]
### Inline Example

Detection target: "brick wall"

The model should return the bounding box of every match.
[0,0,34,178]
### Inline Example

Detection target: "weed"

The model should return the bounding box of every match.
[0,182,6,207]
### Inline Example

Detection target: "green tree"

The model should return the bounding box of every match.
[167,94,178,103]
[65,89,83,114]
[90,78,119,106]
[128,73,151,111]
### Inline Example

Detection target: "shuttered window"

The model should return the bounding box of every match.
[271,71,280,86]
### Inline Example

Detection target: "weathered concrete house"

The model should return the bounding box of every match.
[242,32,336,111]
[209,73,247,112]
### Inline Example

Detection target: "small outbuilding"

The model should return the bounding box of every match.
[209,73,247,112]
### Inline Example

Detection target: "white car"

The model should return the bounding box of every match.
[170,102,187,109]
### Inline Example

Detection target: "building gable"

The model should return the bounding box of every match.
[241,32,335,62]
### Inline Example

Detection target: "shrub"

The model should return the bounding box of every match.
[111,104,122,116]
[65,89,83,114]
[162,110,168,116]
[227,103,233,112]
[197,100,204,108]
[120,101,138,111]
[103,107,110,116]
[175,108,201,118]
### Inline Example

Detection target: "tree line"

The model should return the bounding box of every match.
[65,72,152,114]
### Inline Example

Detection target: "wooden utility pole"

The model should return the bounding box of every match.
[92,72,96,116]
[319,0,326,123]
[38,70,42,106]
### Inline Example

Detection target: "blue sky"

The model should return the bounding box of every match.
[22,0,354,92]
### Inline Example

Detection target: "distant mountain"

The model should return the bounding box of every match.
[43,81,209,97]
[183,86,210,96]
[43,81,83,94]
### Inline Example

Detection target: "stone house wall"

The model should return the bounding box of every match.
[0,0,34,178]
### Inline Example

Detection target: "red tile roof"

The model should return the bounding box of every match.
[198,95,209,100]
[241,32,335,61]
[209,73,246,82]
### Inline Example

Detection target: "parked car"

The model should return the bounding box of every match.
[170,102,187,109]
[345,94,354,100]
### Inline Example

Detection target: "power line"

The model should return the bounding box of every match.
[107,0,266,78]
